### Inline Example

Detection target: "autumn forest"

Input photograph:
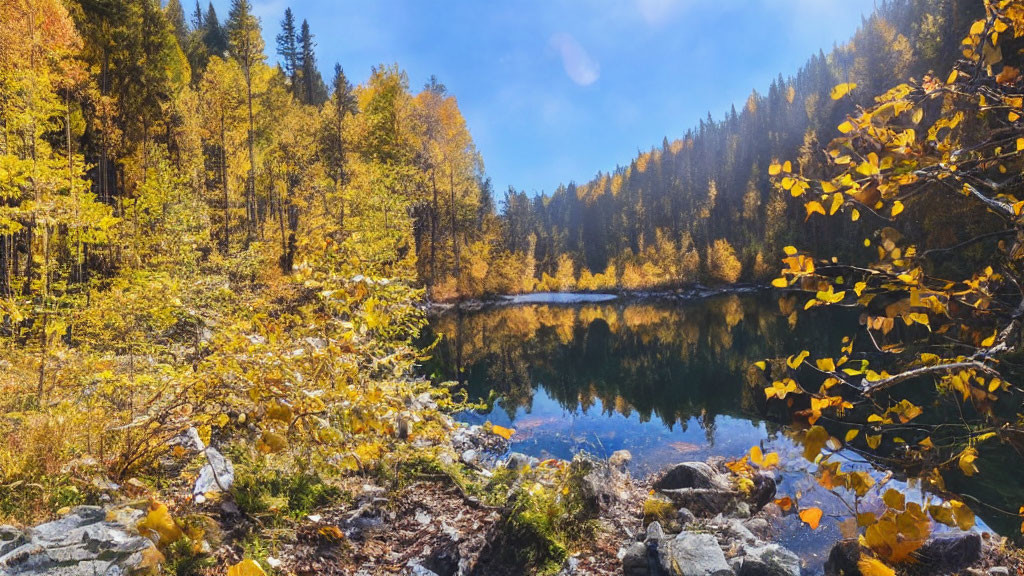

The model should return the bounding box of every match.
[3,0,1024,575]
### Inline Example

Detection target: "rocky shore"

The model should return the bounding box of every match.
[0,422,1019,576]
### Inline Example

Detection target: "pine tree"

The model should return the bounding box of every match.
[165,0,188,48]
[203,2,228,56]
[276,8,298,83]
[296,20,327,105]
[226,0,265,236]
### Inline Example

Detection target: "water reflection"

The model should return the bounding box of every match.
[423,294,1023,548]
[425,294,856,437]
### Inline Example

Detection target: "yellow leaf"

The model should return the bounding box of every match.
[882,488,905,510]
[830,193,844,215]
[771,277,789,288]
[805,201,825,219]
[783,161,792,173]
[816,358,836,372]
[799,507,823,529]
[137,500,183,547]
[866,434,882,450]
[831,82,857,100]
[958,447,979,476]
[783,245,798,256]
[838,120,854,134]
[890,201,904,217]
[1017,137,1024,152]
[769,162,782,176]
[227,559,267,576]
[845,429,860,442]
[947,70,959,84]
[919,437,934,449]
[787,350,810,369]
[803,425,829,461]
[857,557,895,576]
[491,425,516,440]
[257,431,288,454]
[981,330,997,347]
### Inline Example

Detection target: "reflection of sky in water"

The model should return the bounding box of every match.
[458,386,990,574]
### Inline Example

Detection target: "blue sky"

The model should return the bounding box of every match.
[224,0,877,195]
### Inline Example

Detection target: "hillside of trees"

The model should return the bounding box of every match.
[432,0,990,299]
[0,0,486,526]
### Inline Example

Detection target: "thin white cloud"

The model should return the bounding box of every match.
[635,0,684,26]
[550,33,600,86]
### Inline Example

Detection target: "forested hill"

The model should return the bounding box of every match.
[438,0,986,299]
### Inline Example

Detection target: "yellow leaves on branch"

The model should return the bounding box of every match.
[958,447,980,476]
[831,82,857,100]
[765,378,799,400]
[768,160,792,176]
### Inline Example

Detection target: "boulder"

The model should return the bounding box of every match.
[0,506,159,576]
[657,531,733,576]
[571,453,630,513]
[915,532,983,574]
[653,462,776,517]
[732,544,801,576]
[653,462,728,491]
[621,541,653,576]
[609,450,633,469]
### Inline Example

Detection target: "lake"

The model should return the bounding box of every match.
[422,292,1022,570]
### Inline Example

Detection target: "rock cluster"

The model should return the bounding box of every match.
[620,460,801,576]
[0,506,158,576]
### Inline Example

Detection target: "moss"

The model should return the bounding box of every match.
[231,462,347,520]
[643,496,675,524]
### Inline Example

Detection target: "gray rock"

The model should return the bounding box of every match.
[504,452,538,471]
[676,507,696,525]
[0,525,26,556]
[658,532,733,576]
[720,518,758,545]
[571,453,627,512]
[621,541,652,576]
[194,447,234,502]
[660,487,738,517]
[645,521,665,542]
[989,568,1010,576]
[654,462,727,491]
[916,532,983,574]
[0,506,160,576]
[609,450,633,469]
[734,544,801,576]
[742,518,771,540]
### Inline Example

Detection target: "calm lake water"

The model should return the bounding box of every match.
[422,293,1021,570]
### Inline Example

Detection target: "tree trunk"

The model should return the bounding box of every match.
[450,171,460,277]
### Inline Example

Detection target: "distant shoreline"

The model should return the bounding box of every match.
[426,283,769,311]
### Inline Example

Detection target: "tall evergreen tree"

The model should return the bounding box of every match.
[226,0,265,236]
[276,8,298,83]
[296,19,327,105]
[164,0,188,48]
[203,2,228,57]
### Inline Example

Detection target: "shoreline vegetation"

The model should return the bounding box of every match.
[2,0,1024,574]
